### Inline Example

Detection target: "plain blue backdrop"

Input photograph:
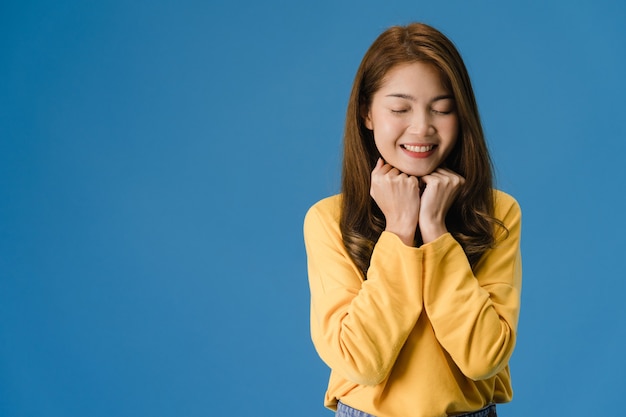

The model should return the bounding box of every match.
[1,1,625,416]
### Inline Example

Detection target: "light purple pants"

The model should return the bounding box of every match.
[336,401,498,417]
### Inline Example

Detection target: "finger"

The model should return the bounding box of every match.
[439,170,465,187]
[434,168,465,182]
[372,157,383,172]
[420,172,444,184]
[426,169,464,186]
[387,166,402,177]
[378,161,401,177]
[406,174,420,186]
[372,158,391,176]
[433,167,454,175]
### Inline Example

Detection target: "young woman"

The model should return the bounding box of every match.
[303,23,522,417]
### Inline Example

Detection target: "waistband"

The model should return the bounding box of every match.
[335,401,497,417]
[454,403,497,417]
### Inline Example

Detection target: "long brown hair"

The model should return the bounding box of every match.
[340,22,505,277]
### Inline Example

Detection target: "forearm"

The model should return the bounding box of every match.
[422,205,522,380]
[306,206,424,385]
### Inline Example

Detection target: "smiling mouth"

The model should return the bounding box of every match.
[401,144,436,152]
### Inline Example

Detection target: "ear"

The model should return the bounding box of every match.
[362,105,373,130]
[364,113,373,130]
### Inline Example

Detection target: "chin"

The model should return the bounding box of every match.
[400,166,435,177]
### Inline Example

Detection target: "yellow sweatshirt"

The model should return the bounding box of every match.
[303,190,522,417]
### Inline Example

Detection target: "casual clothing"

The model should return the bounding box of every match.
[336,402,497,417]
[304,190,521,417]
[336,401,377,417]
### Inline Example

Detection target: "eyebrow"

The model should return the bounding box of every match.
[385,93,455,102]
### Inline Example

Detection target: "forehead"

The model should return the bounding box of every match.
[378,62,450,95]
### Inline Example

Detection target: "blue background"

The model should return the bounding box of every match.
[1,1,625,416]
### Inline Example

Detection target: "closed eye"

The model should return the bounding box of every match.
[431,97,456,115]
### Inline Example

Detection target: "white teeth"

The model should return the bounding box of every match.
[404,144,435,152]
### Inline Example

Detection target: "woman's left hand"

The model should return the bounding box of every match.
[418,168,465,244]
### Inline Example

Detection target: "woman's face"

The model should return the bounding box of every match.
[364,62,459,177]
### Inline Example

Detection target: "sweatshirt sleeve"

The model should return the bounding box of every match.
[304,199,424,386]
[422,192,522,380]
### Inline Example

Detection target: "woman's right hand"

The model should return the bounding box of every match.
[370,158,421,246]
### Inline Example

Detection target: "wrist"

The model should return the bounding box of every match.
[419,221,447,244]
[384,225,416,247]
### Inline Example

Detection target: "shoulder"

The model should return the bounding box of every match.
[303,194,342,237]
[492,190,522,243]
[305,194,342,222]
[493,189,521,222]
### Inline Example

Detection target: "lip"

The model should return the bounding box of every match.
[401,143,437,159]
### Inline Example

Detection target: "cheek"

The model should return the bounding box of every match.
[372,115,404,139]
[442,117,459,141]
[372,119,398,155]
[442,120,460,159]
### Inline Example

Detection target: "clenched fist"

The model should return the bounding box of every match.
[370,158,421,246]
[370,159,465,246]
[418,168,465,244]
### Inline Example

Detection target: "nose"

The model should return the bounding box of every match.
[408,109,435,137]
